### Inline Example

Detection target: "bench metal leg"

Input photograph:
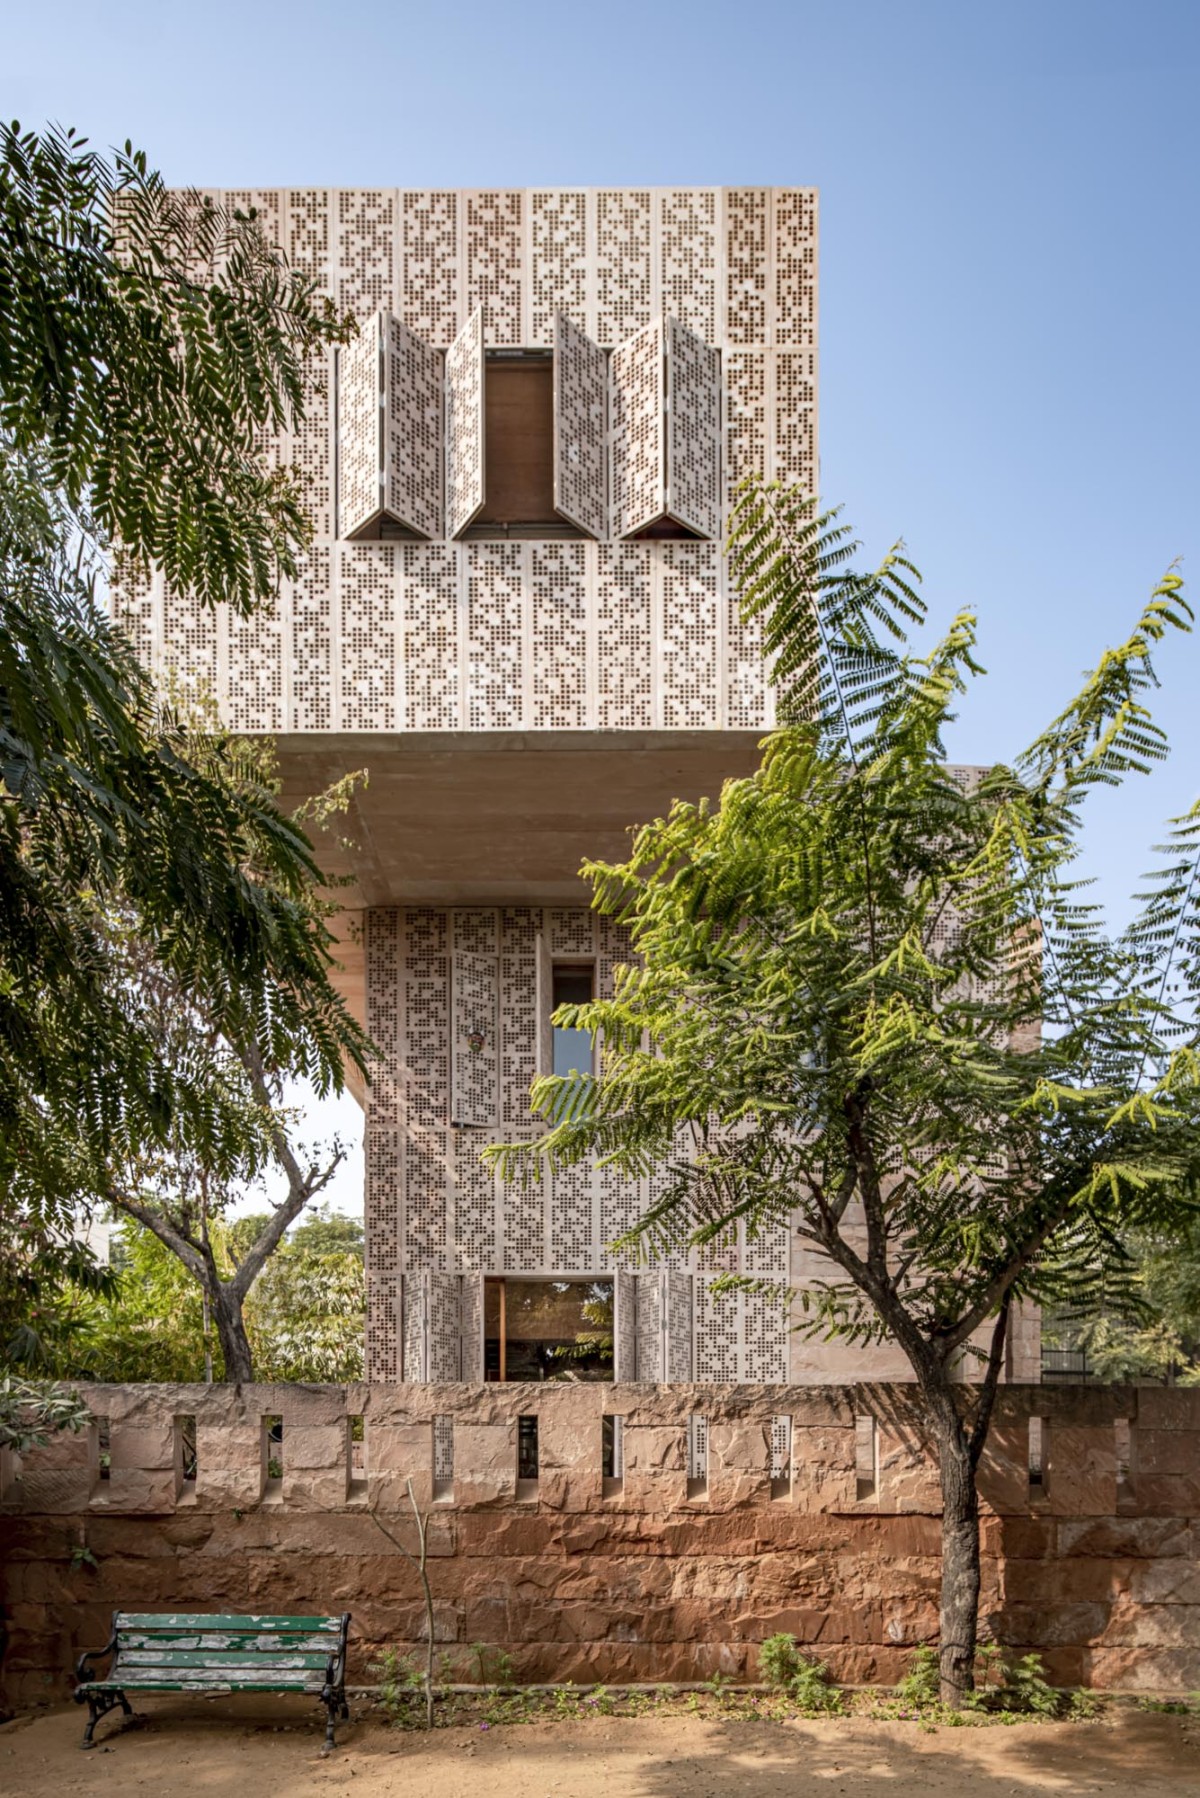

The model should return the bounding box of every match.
[322,1697,338,1753]
[80,1690,130,1750]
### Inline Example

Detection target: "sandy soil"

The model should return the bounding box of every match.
[2,1698,1199,1798]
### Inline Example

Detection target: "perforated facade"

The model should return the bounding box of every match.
[122,188,821,1386]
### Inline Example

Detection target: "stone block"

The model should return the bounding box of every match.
[623,1424,686,1509]
[1044,1424,1118,1516]
[1057,1514,1191,1559]
[1134,1388,1200,1431]
[977,1419,1030,1514]
[448,1423,514,1508]
[1087,1645,1200,1690]
[91,1469,177,1513]
[537,1405,603,1512]
[707,1419,771,1509]
[283,1422,348,1472]
[10,1469,94,1513]
[107,1422,176,1472]
[792,1425,855,1512]
[366,1422,432,1510]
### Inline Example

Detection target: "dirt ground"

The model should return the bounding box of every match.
[2,1698,1199,1798]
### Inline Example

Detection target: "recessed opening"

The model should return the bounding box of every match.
[626,515,704,541]
[465,353,585,540]
[433,1415,454,1501]
[516,1414,539,1498]
[1028,1415,1046,1494]
[854,1414,877,1501]
[687,1414,708,1500]
[94,1417,111,1487]
[348,1414,367,1499]
[264,1414,283,1499]
[484,1276,614,1383]
[770,1414,793,1500]
[176,1415,198,1497]
[602,1414,625,1494]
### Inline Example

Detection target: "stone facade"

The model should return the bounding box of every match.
[2,1381,1196,1707]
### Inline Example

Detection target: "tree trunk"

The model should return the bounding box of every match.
[209,1281,254,1383]
[934,1406,982,1706]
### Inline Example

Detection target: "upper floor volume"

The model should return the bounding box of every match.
[115,189,816,741]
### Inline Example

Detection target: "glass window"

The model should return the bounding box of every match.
[484,1277,614,1383]
[552,964,594,1079]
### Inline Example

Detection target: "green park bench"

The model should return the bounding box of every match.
[74,1611,351,1751]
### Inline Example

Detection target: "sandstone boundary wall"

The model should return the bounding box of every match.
[3,1381,1198,1707]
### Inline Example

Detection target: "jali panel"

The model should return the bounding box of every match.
[386,316,444,540]
[401,545,459,731]
[366,1272,399,1382]
[500,907,539,1129]
[725,350,768,502]
[339,544,396,731]
[660,188,718,344]
[772,188,818,348]
[450,948,499,1129]
[111,550,157,670]
[547,908,594,957]
[596,190,652,346]
[743,1285,788,1383]
[725,188,769,346]
[666,316,720,541]
[161,582,219,702]
[291,347,335,540]
[466,543,524,729]
[549,1160,593,1271]
[402,908,449,1128]
[596,543,653,729]
[531,541,588,729]
[289,544,333,729]
[337,188,395,322]
[452,1135,496,1272]
[552,312,607,540]
[636,1272,664,1382]
[665,1271,694,1382]
[365,908,402,1289]
[773,350,817,494]
[226,589,284,731]
[530,191,588,346]
[660,543,719,728]
[465,190,524,347]
[614,1269,638,1381]
[446,309,485,538]
[427,1273,463,1380]
[400,191,460,347]
[287,189,333,293]
[695,1277,739,1383]
[338,317,381,539]
[401,1273,425,1380]
[610,319,663,540]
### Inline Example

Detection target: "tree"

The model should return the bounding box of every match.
[1,124,367,1327]
[490,482,1200,1704]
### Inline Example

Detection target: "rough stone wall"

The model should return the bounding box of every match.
[2,1381,1196,1707]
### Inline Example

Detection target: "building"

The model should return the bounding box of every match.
[115,185,1036,1401]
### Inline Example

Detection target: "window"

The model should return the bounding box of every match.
[552,963,594,1079]
[465,353,581,540]
[484,1277,614,1383]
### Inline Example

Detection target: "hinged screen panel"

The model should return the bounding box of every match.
[451,948,499,1126]
[534,931,554,1080]
[614,1269,637,1381]
[553,312,607,539]
[427,1273,463,1380]
[665,1270,694,1382]
[385,316,444,539]
[665,316,721,540]
[609,319,664,539]
[338,314,383,539]
[460,1272,484,1382]
[446,307,485,537]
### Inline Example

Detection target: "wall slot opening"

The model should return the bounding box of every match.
[770,1414,793,1500]
[348,1415,367,1498]
[854,1414,877,1501]
[602,1414,625,1493]
[176,1415,197,1496]
[94,1416,111,1487]
[263,1414,283,1499]
[1028,1415,1046,1494]
[517,1415,539,1497]
[1115,1417,1134,1502]
[687,1413,709,1499]
[433,1415,454,1501]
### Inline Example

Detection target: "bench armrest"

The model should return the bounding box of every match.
[75,1636,117,1685]
[323,1614,351,1692]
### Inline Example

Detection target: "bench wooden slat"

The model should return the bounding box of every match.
[121,1633,337,1654]
[87,1675,326,1694]
[120,1651,332,1672]
[115,1612,341,1633]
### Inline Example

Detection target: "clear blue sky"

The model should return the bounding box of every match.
[10,0,1199,1210]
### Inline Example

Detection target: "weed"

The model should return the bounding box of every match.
[69,1545,98,1572]
[372,1648,423,1728]
[999,1652,1061,1718]
[895,1646,940,1711]
[551,1682,577,1719]
[758,1633,805,1691]
[1067,1688,1103,1721]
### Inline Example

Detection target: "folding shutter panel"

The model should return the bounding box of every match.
[553,312,607,538]
[446,306,486,538]
[665,316,721,541]
[338,312,384,539]
[401,1272,427,1382]
[385,316,444,539]
[534,931,554,1079]
[451,949,499,1126]
[459,1272,484,1382]
[609,318,664,539]
[664,1270,694,1382]
[427,1273,463,1380]
[614,1269,638,1380]
[636,1270,664,1381]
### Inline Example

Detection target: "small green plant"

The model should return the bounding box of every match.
[758,1632,804,1690]
[1067,1688,1102,1721]
[895,1646,941,1711]
[69,1544,98,1572]
[999,1652,1061,1718]
[372,1648,423,1728]
[551,1682,577,1718]
[586,1684,615,1715]
[791,1656,844,1716]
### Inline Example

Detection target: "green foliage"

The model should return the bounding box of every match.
[1066,1687,1103,1720]
[757,1634,842,1713]
[0,1374,91,1453]
[895,1646,942,1710]
[0,124,368,1335]
[997,1652,1061,1717]
[371,1648,423,1728]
